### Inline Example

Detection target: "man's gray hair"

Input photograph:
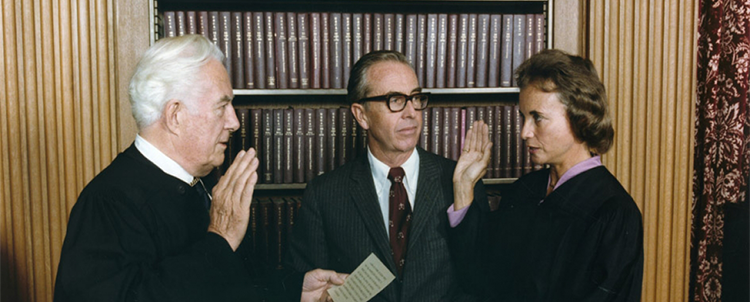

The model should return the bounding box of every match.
[128,35,225,129]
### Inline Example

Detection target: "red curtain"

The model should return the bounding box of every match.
[693,0,750,301]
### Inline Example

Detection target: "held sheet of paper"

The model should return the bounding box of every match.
[327,253,395,302]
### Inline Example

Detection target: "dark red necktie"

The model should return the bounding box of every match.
[388,167,412,277]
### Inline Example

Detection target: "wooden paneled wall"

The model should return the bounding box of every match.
[588,1,697,301]
[0,0,145,301]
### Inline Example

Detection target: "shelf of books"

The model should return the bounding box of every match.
[152,0,551,270]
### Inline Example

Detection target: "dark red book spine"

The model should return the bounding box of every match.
[208,12,219,45]
[176,11,186,36]
[257,198,271,262]
[284,198,297,265]
[342,13,353,86]
[430,107,441,155]
[416,14,427,87]
[485,106,495,178]
[535,14,545,54]
[526,14,535,62]
[338,108,350,167]
[488,14,502,87]
[310,13,321,89]
[283,109,294,183]
[186,11,197,35]
[384,13,394,50]
[330,13,343,89]
[253,12,266,89]
[442,107,451,159]
[198,11,209,37]
[287,12,300,89]
[237,108,250,154]
[275,12,289,89]
[446,14,458,88]
[420,107,430,151]
[450,107,460,161]
[363,14,372,55]
[352,14,364,64]
[502,105,512,178]
[436,14,448,88]
[164,11,176,38]
[262,109,274,183]
[456,14,469,87]
[464,107,476,151]
[243,12,255,89]
[466,14,478,88]
[372,13,383,51]
[220,12,232,78]
[304,109,316,182]
[500,15,513,87]
[284,198,297,255]
[460,108,467,154]
[271,198,285,269]
[492,106,502,178]
[320,13,331,89]
[251,109,262,152]
[395,14,405,53]
[316,109,327,176]
[264,12,277,88]
[327,108,338,172]
[404,14,417,67]
[356,118,368,156]
[425,14,438,88]
[231,12,244,89]
[512,105,522,178]
[274,109,284,184]
[476,106,486,123]
[293,109,305,183]
[298,13,310,89]
[250,198,259,254]
[512,14,526,87]
[475,14,490,88]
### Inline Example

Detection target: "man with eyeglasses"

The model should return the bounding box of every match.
[284,50,487,301]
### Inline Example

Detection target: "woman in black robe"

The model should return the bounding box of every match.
[449,49,643,302]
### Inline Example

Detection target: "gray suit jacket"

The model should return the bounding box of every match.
[284,147,484,302]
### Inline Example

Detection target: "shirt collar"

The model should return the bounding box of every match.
[549,155,602,191]
[135,134,195,185]
[367,148,420,194]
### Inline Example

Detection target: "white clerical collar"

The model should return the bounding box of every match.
[135,134,195,185]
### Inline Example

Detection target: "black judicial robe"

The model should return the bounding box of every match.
[54,144,291,302]
[449,166,643,302]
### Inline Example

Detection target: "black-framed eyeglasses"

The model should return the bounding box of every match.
[356,92,430,112]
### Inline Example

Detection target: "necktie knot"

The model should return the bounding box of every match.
[388,167,405,183]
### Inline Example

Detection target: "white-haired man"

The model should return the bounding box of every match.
[54,35,345,302]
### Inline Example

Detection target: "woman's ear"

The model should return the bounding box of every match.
[350,103,370,130]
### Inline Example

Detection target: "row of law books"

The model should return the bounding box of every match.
[247,197,301,270]
[222,105,541,184]
[163,11,545,89]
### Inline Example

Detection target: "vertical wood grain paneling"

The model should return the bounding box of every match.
[0,0,121,301]
[588,1,696,301]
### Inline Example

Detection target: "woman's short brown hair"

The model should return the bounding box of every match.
[516,49,614,154]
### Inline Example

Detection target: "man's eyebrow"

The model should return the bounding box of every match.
[219,95,233,103]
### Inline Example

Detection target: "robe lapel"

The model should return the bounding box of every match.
[348,155,399,273]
